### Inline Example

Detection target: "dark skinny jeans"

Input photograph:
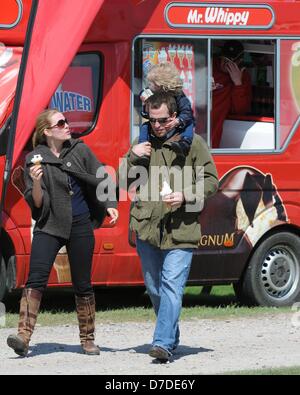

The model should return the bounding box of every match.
[26,213,95,296]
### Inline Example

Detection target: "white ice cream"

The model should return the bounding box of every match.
[160,181,172,198]
[31,154,43,165]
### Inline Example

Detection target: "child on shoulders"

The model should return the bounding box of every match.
[139,61,194,157]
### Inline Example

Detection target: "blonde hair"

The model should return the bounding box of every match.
[147,62,183,94]
[32,109,59,148]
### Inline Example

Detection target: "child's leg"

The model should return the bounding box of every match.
[171,123,194,157]
[138,122,150,144]
[179,123,194,145]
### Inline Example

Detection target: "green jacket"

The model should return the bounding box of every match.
[120,133,218,249]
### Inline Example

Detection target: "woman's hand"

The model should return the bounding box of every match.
[107,208,119,224]
[29,165,43,183]
[225,60,245,86]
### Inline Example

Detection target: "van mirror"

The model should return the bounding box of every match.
[0,116,11,156]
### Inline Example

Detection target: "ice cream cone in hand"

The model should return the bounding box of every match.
[160,181,173,208]
[31,154,43,166]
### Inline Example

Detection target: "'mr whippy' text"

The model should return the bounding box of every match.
[166,4,274,29]
[188,7,249,26]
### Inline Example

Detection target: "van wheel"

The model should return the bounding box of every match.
[0,257,7,302]
[236,232,300,306]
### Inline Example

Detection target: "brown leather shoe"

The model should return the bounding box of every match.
[149,346,170,362]
[7,334,29,357]
[82,340,100,356]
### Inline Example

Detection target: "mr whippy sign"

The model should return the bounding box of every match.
[165,3,275,29]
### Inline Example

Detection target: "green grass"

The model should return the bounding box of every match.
[1,285,292,328]
[224,366,300,375]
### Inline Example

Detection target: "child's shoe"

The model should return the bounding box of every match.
[170,139,191,158]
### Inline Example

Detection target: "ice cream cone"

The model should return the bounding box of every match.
[31,154,43,166]
[160,181,173,209]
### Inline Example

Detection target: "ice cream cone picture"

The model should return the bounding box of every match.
[185,45,193,69]
[168,44,177,64]
[158,47,168,63]
[54,247,72,283]
[177,45,185,68]
[31,154,43,166]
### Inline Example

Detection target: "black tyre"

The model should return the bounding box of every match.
[236,232,300,306]
[0,257,7,302]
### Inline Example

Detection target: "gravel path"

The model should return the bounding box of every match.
[0,313,299,375]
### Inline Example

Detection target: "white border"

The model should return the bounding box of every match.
[0,0,23,29]
[165,2,275,30]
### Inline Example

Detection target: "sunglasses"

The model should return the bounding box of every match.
[149,117,170,125]
[48,118,69,129]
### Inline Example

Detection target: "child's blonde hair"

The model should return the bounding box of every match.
[147,62,183,94]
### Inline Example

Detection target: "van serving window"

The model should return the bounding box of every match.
[49,53,102,136]
[132,38,208,143]
[213,39,275,150]
[133,37,276,152]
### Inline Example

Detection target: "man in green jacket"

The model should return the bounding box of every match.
[120,92,218,362]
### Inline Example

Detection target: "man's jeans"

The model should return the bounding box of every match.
[136,238,193,353]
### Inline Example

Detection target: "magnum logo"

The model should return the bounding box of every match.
[199,167,288,251]
[200,233,235,248]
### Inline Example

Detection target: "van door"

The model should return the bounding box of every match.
[0,0,33,227]
[1,0,104,227]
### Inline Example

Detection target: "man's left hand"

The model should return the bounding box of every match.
[163,192,185,209]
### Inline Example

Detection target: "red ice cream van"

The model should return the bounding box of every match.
[0,0,300,306]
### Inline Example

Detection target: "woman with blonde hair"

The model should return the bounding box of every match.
[139,61,194,158]
[7,109,118,357]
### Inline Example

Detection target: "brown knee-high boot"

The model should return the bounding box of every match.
[7,288,42,357]
[75,294,100,355]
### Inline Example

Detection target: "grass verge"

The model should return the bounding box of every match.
[1,285,293,329]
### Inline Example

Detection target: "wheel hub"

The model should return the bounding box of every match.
[260,247,298,299]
